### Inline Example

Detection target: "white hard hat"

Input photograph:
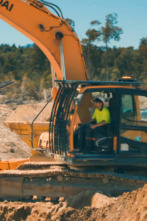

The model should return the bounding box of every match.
[94,95,105,103]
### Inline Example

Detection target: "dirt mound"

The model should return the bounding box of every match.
[67,190,116,209]
[0,105,31,160]
[6,102,53,122]
[0,185,146,220]
[61,184,147,221]
[98,183,147,221]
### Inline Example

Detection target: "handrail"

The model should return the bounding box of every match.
[31,96,52,148]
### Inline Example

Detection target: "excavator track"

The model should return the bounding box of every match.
[0,162,146,201]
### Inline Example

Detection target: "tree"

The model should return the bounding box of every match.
[84,13,123,80]
[81,21,101,79]
[139,37,147,57]
[84,20,101,44]
[65,18,75,31]
[139,38,147,82]
[28,45,48,90]
[101,14,123,47]
[101,13,123,79]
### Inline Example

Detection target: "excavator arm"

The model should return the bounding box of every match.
[0,0,88,81]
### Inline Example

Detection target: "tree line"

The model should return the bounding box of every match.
[0,14,146,100]
[82,37,147,82]
[0,44,51,100]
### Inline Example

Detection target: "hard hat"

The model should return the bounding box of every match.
[94,95,105,103]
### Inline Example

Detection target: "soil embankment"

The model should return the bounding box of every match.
[0,104,31,160]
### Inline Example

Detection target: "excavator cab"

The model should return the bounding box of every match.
[73,88,114,153]
[48,80,147,166]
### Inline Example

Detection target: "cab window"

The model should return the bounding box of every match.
[121,94,136,123]
[120,93,147,146]
[121,94,147,125]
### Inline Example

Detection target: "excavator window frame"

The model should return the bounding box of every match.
[49,82,78,155]
[72,86,119,154]
[118,88,147,156]
[77,86,147,156]
[49,82,147,157]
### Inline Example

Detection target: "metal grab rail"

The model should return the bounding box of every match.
[31,96,52,149]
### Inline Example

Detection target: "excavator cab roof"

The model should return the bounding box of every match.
[56,79,142,89]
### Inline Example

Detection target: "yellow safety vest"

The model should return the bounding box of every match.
[92,107,111,124]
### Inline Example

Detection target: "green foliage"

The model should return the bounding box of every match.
[82,13,123,47]
[101,13,123,45]
[0,44,51,100]
[81,14,147,83]
[65,18,75,31]
[0,28,146,101]
[82,14,123,80]
[81,43,147,82]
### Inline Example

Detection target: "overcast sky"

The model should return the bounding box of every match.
[0,0,146,48]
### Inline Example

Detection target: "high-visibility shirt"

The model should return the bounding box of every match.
[92,107,111,124]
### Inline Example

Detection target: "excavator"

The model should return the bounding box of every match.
[0,0,147,200]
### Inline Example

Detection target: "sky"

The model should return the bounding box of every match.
[0,0,146,48]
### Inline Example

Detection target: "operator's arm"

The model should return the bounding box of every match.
[90,120,106,129]
[78,119,96,127]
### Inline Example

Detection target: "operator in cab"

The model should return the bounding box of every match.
[91,96,111,129]
[78,96,111,151]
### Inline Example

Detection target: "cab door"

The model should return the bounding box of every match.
[118,89,147,157]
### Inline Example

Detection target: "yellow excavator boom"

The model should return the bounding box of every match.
[0,0,88,81]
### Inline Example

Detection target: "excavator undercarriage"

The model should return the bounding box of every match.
[0,161,147,201]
